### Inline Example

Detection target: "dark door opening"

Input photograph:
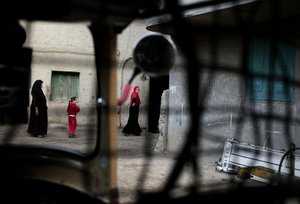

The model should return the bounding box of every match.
[148,75,169,133]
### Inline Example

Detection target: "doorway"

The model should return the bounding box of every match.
[148,75,169,133]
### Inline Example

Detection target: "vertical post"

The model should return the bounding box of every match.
[289,143,295,177]
[89,22,119,203]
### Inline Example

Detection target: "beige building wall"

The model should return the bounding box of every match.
[117,19,158,129]
[21,20,155,128]
[22,21,99,126]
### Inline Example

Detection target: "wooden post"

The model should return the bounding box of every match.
[89,22,119,203]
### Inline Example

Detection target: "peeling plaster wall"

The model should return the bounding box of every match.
[168,33,300,154]
[23,21,97,126]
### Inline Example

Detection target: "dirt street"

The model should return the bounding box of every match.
[117,129,235,203]
[0,123,235,204]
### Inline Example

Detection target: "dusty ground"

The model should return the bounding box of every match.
[0,123,237,204]
[117,129,237,203]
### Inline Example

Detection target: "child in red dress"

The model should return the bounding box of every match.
[67,96,80,138]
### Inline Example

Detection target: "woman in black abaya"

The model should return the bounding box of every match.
[27,79,48,137]
[122,86,142,136]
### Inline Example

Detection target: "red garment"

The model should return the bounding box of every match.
[67,102,80,116]
[67,102,80,135]
[130,86,140,107]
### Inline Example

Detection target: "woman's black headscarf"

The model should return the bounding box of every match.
[31,79,43,97]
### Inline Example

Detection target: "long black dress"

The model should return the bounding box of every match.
[27,80,48,137]
[122,98,142,136]
[122,86,142,136]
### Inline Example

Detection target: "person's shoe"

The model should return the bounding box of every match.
[27,130,35,137]
[68,134,76,138]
